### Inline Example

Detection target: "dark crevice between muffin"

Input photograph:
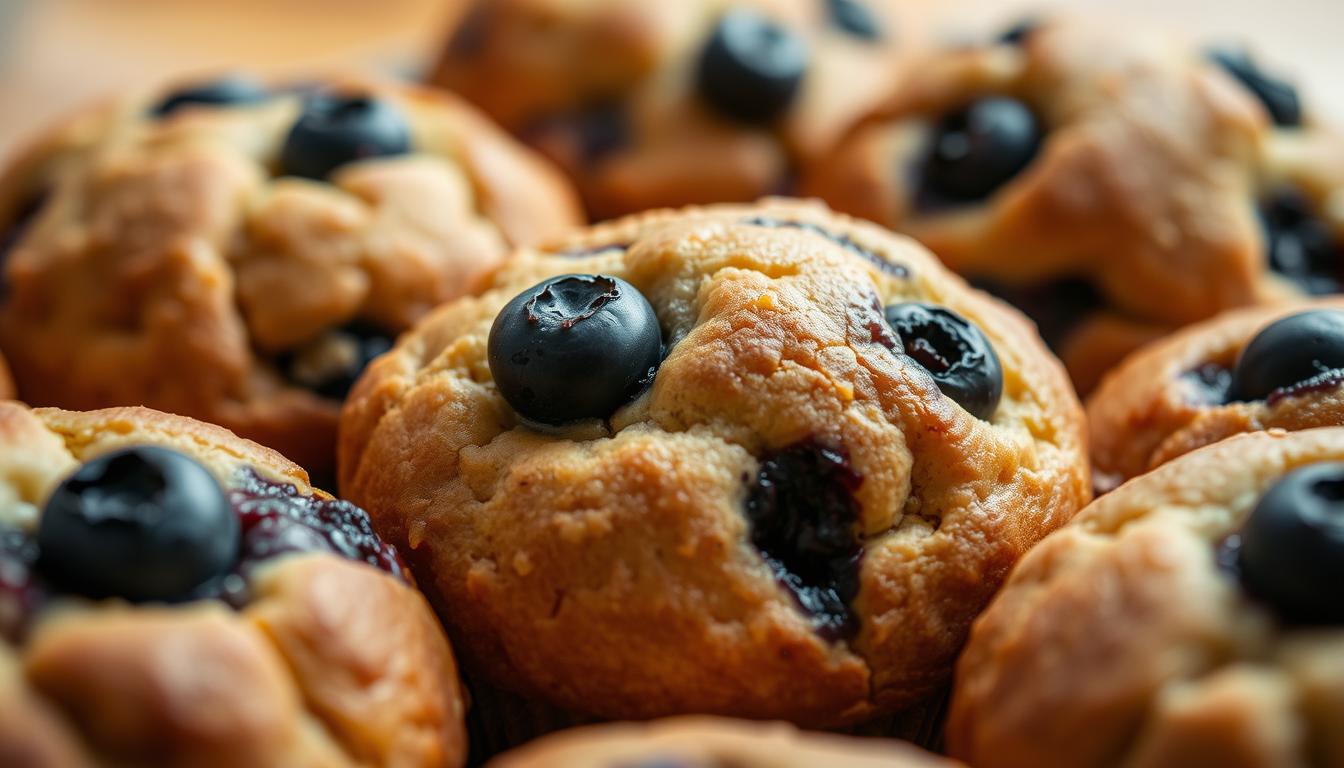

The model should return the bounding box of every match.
[523,103,632,170]
[1180,362,1234,406]
[272,320,396,402]
[1260,188,1344,295]
[970,276,1103,353]
[744,439,864,642]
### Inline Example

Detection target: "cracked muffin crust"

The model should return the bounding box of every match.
[431,0,911,219]
[0,404,466,768]
[339,199,1089,725]
[803,15,1344,393]
[485,716,957,767]
[0,74,582,475]
[948,427,1344,768]
[1089,299,1344,491]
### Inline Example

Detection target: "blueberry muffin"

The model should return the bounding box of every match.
[339,199,1089,725]
[949,427,1344,768]
[486,716,956,767]
[0,403,466,767]
[1090,300,1344,490]
[432,0,910,219]
[0,74,582,475]
[804,15,1344,393]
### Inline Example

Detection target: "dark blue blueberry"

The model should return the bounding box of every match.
[1260,190,1341,295]
[696,9,809,124]
[1238,462,1344,624]
[280,93,412,180]
[37,447,239,602]
[826,0,883,41]
[488,274,663,425]
[152,75,269,117]
[1209,48,1302,128]
[745,440,862,641]
[996,18,1041,46]
[884,302,1003,420]
[739,216,909,277]
[921,97,1042,204]
[279,321,395,401]
[1230,309,1344,402]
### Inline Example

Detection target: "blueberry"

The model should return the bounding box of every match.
[280,321,395,400]
[0,525,43,642]
[1209,48,1302,128]
[922,97,1042,203]
[745,440,863,641]
[826,0,883,41]
[1260,190,1341,295]
[1230,309,1344,401]
[280,93,412,180]
[488,274,662,425]
[37,447,239,602]
[884,302,1003,420]
[1239,462,1344,624]
[696,9,809,124]
[152,75,269,117]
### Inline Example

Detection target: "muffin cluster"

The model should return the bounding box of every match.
[0,1,1342,765]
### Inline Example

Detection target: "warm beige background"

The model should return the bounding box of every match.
[0,0,1340,159]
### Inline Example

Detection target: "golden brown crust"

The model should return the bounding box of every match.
[947,428,1344,768]
[0,403,467,767]
[486,716,958,767]
[431,0,914,219]
[803,15,1344,392]
[1088,299,1344,489]
[340,199,1089,725]
[0,75,581,474]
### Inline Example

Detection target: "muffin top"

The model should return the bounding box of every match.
[340,198,1089,724]
[0,403,466,768]
[1089,299,1344,488]
[803,15,1344,391]
[0,74,582,472]
[432,0,911,218]
[949,427,1344,768]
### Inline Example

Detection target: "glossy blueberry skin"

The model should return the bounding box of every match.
[280,93,412,180]
[37,447,239,602]
[1230,309,1344,402]
[826,0,882,41]
[1260,191,1341,295]
[696,8,809,124]
[152,75,269,117]
[488,274,663,425]
[1209,48,1302,128]
[884,302,1003,420]
[923,97,1042,203]
[1239,462,1344,624]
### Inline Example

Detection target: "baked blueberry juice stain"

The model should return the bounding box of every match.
[745,440,864,641]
